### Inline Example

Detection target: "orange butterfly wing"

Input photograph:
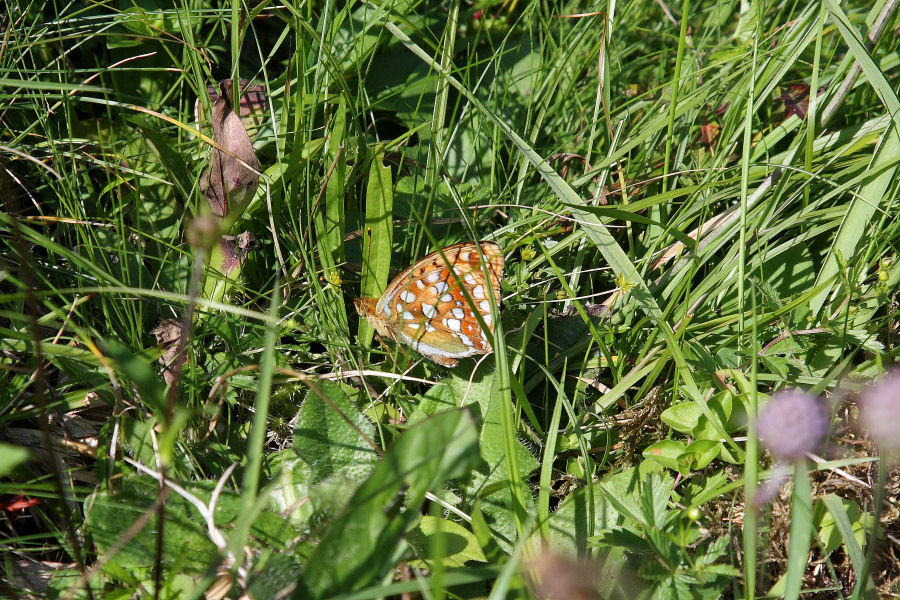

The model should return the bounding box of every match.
[355,242,503,367]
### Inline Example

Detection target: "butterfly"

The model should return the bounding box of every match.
[355,241,504,367]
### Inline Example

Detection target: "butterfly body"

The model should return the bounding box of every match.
[355,241,503,367]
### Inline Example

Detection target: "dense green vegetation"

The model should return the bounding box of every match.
[2,1,899,598]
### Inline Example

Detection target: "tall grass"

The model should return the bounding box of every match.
[1,1,898,598]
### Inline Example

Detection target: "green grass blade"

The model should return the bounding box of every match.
[784,461,814,600]
[357,148,394,351]
[537,365,565,545]
[811,0,900,316]
[820,494,866,576]
[238,280,281,531]
[384,20,704,404]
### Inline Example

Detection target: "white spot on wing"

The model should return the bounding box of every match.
[400,290,416,303]
[426,272,441,283]
[457,333,474,347]
[425,323,436,332]
[472,285,485,299]
[452,266,461,275]
[433,281,449,294]
[464,273,476,285]
[459,251,470,261]
[451,307,465,319]
[396,303,403,314]
[402,311,415,320]
[422,304,437,318]
[445,318,462,332]
[483,314,492,326]
[440,293,453,302]
[479,300,490,312]
[416,279,425,289]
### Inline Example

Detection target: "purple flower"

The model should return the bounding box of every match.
[858,370,900,459]
[756,389,828,462]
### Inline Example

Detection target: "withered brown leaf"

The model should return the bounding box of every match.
[200,79,260,218]
[150,318,187,387]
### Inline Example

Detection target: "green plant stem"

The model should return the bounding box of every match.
[804,4,826,210]
[740,12,761,600]
[239,281,281,521]
[662,0,691,194]
[851,457,888,600]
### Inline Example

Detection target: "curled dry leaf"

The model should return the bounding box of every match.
[219,231,257,276]
[151,318,187,387]
[200,79,260,218]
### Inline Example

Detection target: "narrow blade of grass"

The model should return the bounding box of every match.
[357,148,394,351]
[784,461,814,600]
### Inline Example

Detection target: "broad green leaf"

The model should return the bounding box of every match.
[683,440,723,471]
[817,495,870,569]
[296,409,479,598]
[420,364,538,551]
[86,477,293,576]
[0,442,29,477]
[266,449,314,529]
[642,440,687,472]
[407,515,488,568]
[661,392,740,437]
[547,467,644,555]
[293,381,378,484]
[639,472,674,530]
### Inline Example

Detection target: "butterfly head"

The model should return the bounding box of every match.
[353,297,376,318]
[355,296,393,340]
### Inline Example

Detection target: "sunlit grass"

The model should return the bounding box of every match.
[2,1,899,598]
